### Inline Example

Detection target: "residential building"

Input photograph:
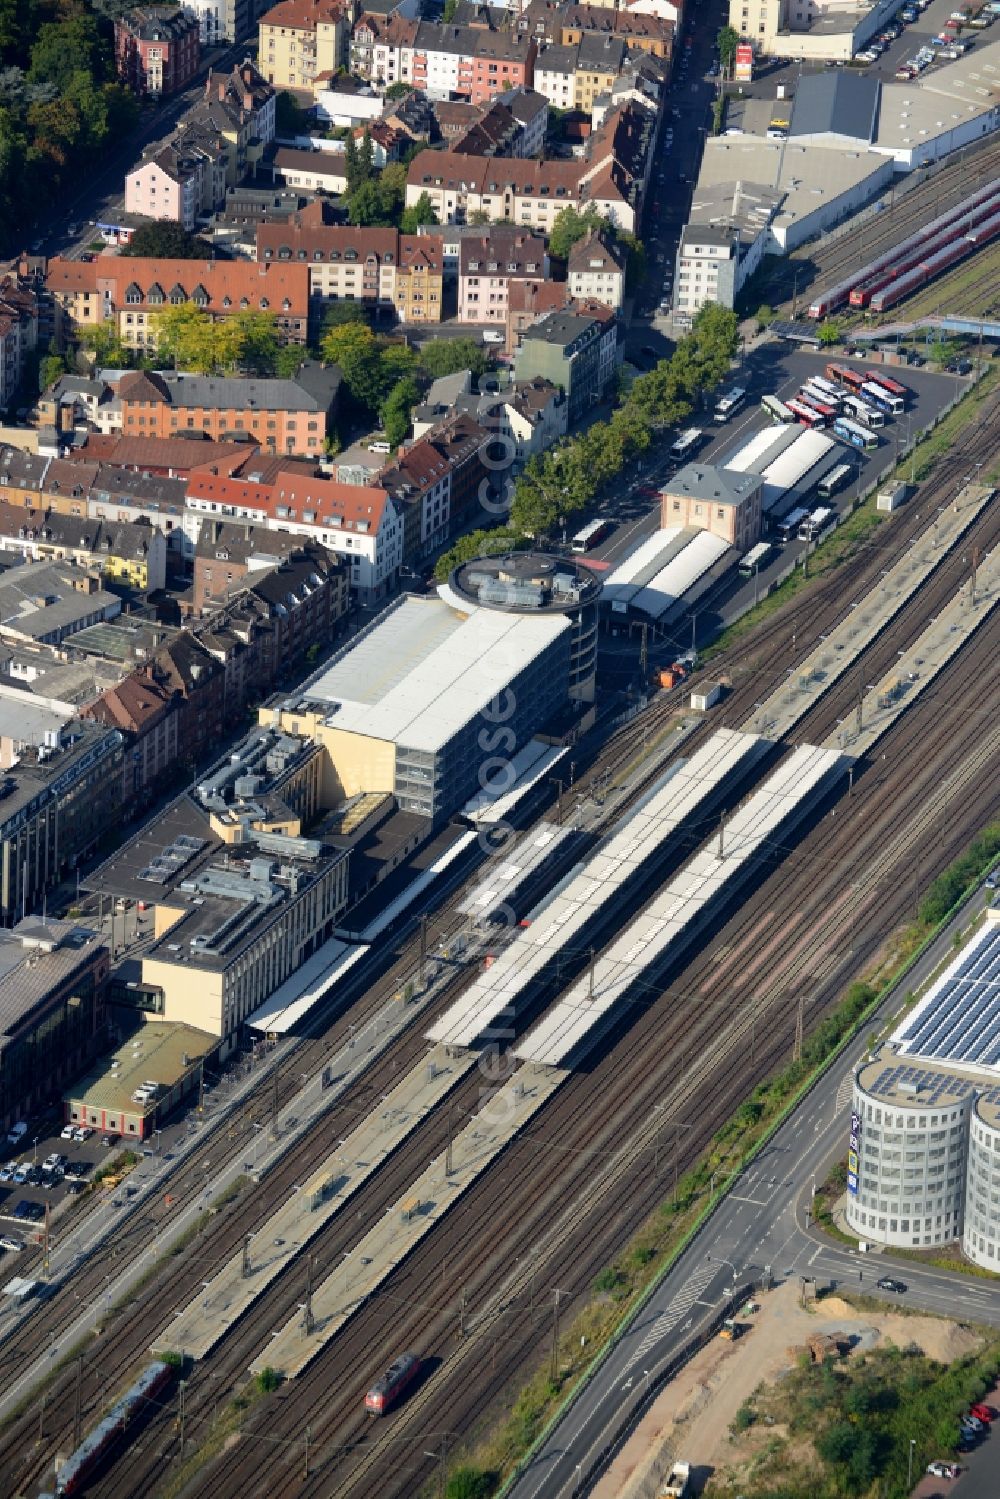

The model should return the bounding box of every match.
[674,208,774,318]
[0,920,109,1131]
[184,469,405,602]
[501,376,568,462]
[115,364,341,455]
[152,631,226,768]
[115,6,201,96]
[458,228,548,324]
[313,77,386,128]
[258,0,350,91]
[0,447,49,508]
[191,518,315,612]
[45,256,311,351]
[256,220,445,324]
[425,413,491,533]
[350,10,419,86]
[532,43,576,110]
[567,228,626,310]
[501,86,548,156]
[186,60,277,187]
[659,463,762,551]
[408,20,536,104]
[513,304,617,424]
[0,560,122,646]
[29,513,169,593]
[82,666,182,809]
[506,276,569,352]
[395,233,445,324]
[378,434,454,562]
[519,0,673,59]
[87,467,191,560]
[0,718,124,924]
[0,275,39,417]
[125,132,227,232]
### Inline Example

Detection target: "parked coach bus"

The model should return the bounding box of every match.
[762,394,795,422]
[571,519,613,553]
[834,416,879,451]
[776,507,809,543]
[670,427,705,462]
[739,541,774,577]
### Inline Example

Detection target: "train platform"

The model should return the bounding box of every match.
[824,541,1000,759]
[250,1062,567,1379]
[748,482,994,741]
[152,1043,477,1362]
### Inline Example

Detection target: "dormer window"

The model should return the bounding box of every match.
[260,297,269,309]
[147,282,165,305]
[240,297,250,308]
[278,245,290,258]
[297,248,306,260]
[222,296,232,307]
[169,284,186,304]
[192,284,209,306]
[125,283,142,305]
[282,297,291,310]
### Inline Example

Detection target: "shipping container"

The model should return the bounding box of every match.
[690,682,722,711]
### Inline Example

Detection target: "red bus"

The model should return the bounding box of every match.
[865,371,909,400]
[798,392,838,420]
[786,399,827,428]
[825,363,867,393]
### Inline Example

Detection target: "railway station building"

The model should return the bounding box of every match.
[845,907,1000,1268]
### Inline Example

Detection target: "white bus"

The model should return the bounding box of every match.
[842,394,884,429]
[798,505,835,541]
[807,375,843,404]
[570,519,614,553]
[761,394,795,423]
[833,416,879,451]
[818,462,853,499]
[776,507,809,543]
[861,381,904,416]
[738,541,774,577]
[802,380,842,410]
[670,427,705,462]
[713,386,747,423]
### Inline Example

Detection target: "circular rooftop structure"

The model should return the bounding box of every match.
[448,552,603,615]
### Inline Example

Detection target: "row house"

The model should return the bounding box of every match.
[458,227,548,325]
[191,518,313,613]
[404,146,638,232]
[518,0,673,61]
[45,256,311,351]
[506,276,569,352]
[567,228,626,310]
[411,21,536,104]
[186,61,277,189]
[533,35,667,114]
[377,434,453,562]
[184,469,405,602]
[81,666,181,811]
[0,504,168,592]
[350,11,418,86]
[114,363,341,454]
[449,89,550,158]
[258,0,351,92]
[271,147,348,196]
[0,275,39,416]
[115,6,201,96]
[513,302,618,425]
[256,221,444,323]
[125,130,228,232]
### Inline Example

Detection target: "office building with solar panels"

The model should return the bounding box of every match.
[845,908,1000,1261]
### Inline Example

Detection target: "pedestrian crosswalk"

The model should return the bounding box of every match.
[835,1070,855,1114]
[619,1261,718,1381]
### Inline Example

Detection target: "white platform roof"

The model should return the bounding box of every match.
[761,429,834,511]
[426,728,768,1049]
[462,740,568,827]
[457,823,577,923]
[245,938,369,1034]
[602,526,686,608]
[630,532,731,621]
[303,597,570,755]
[515,742,848,1067]
[724,423,801,475]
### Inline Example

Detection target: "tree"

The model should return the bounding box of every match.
[434,527,521,580]
[442,0,458,18]
[547,204,605,261]
[120,222,212,259]
[151,304,222,374]
[275,90,311,137]
[384,81,411,101]
[79,317,131,369]
[755,303,775,331]
[39,350,66,390]
[716,24,741,76]
[419,337,488,379]
[399,190,438,234]
[929,337,962,367]
[381,374,420,448]
[321,300,368,333]
[617,229,646,295]
[816,318,842,347]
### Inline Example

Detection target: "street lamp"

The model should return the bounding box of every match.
[907,1437,916,1488]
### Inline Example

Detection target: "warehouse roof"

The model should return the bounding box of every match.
[301,595,569,755]
[697,137,889,233]
[789,71,879,144]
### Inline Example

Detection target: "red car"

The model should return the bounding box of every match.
[970,1403,994,1423]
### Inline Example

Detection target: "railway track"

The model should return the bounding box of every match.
[167,620,1000,1499]
[3,418,998,1497]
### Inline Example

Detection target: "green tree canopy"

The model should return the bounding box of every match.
[547,204,606,260]
[384,80,412,101]
[381,373,420,448]
[400,190,438,234]
[716,24,741,75]
[816,318,842,347]
[419,336,489,379]
[120,221,213,259]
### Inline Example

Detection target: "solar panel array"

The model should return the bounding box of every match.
[426,729,768,1050]
[866,1061,1000,1111]
[138,834,206,884]
[514,743,847,1068]
[895,921,1000,1068]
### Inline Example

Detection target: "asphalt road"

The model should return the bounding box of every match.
[508,879,1000,1499]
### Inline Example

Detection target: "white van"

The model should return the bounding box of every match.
[482,329,505,345]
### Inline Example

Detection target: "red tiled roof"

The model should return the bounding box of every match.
[186,471,274,512]
[271,471,391,531]
[259,0,345,30]
[508,279,569,314]
[398,233,444,273]
[96,436,258,476]
[46,256,310,320]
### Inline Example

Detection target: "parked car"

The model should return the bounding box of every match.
[12,1165,29,1184]
[60,1124,76,1140]
[0,1236,22,1252]
[101,1134,118,1147]
[970,1403,994,1422]
[0,1164,14,1183]
[72,1126,93,1142]
[876,1276,908,1293]
[927,1462,960,1478]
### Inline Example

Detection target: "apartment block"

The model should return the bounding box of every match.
[115,6,201,96]
[458,228,548,325]
[115,364,341,455]
[0,275,39,417]
[258,0,349,91]
[126,132,227,232]
[567,228,626,310]
[256,221,444,324]
[350,10,419,85]
[659,463,763,551]
[45,256,311,350]
[513,304,618,424]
